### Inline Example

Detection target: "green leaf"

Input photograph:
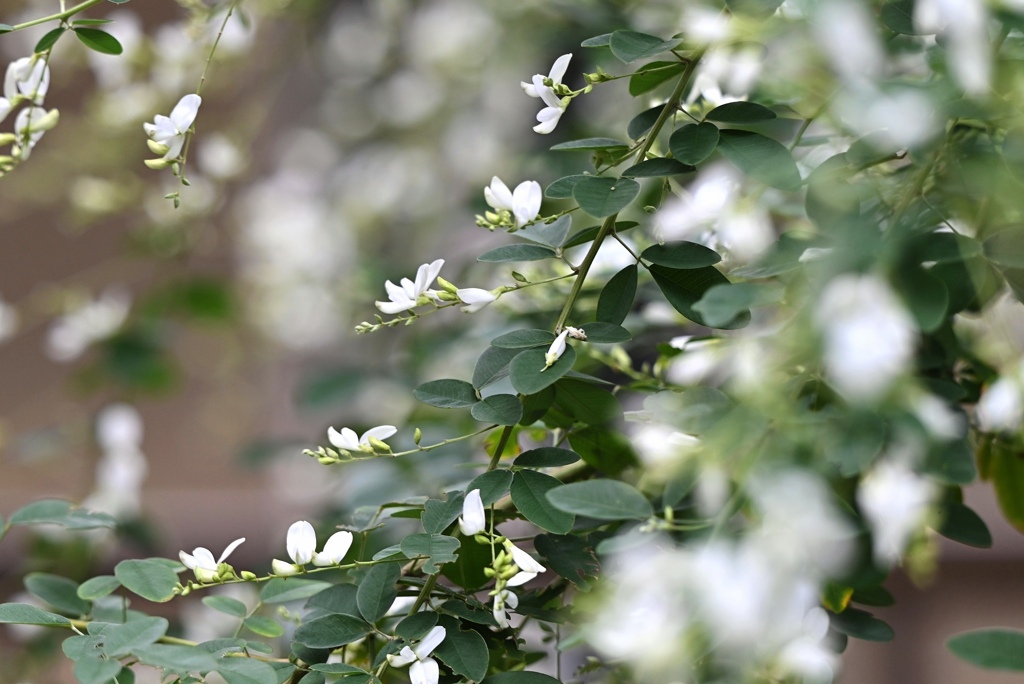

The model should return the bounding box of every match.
[441,533,492,591]
[948,629,1024,671]
[509,346,576,395]
[71,18,115,26]
[629,60,686,96]
[467,469,514,505]
[692,283,766,328]
[77,576,121,601]
[95,616,169,656]
[260,578,332,604]
[519,385,556,425]
[356,563,400,623]
[880,0,920,34]
[311,663,369,675]
[581,33,612,47]
[642,241,722,269]
[510,470,575,534]
[724,0,785,17]
[482,673,563,684]
[564,221,639,249]
[535,534,600,590]
[717,130,802,191]
[851,585,895,607]
[203,596,248,618]
[25,573,89,615]
[439,599,499,627]
[621,158,694,178]
[514,448,580,468]
[423,492,464,535]
[63,634,102,661]
[550,137,629,152]
[478,244,558,263]
[922,439,977,485]
[669,123,720,165]
[545,174,589,199]
[243,615,284,638]
[114,559,179,603]
[74,655,122,684]
[471,394,523,426]
[609,30,682,63]
[491,329,555,349]
[914,231,983,265]
[10,499,116,530]
[573,177,641,218]
[292,614,371,649]
[472,346,519,390]
[937,502,992,548]
[705,101,777,124]
[305,584,359,616]
[0,24,14,33]
[518,215,572,248]
[0,603,71,625]
[546,480,652,520]
[597,265,638,325]
[218,658,280,684]
[988,443,1024,533]
[568,426,639,476]
[578,321,631,343]
[650,264,749,328]
[132,644,219,672]
[35,27,65,52]
[983,225,1024,269]
[395,612,439,640]
[553,380,622,425]
[400,534,461,574]
[627,106,662,140]
[828,608,895,642]
[413,379,478,409]
[895,267,948,332]
[74,27,123,54]
[433,615,489,682]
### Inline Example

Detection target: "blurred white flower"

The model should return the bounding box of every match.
[13,106,58,159]
[3,55,50,111]
[976,366,1024,433]
[180,538,245,583]
[813,0,883,85]
[915,0,991,94]
[775,607,837,683]
[387,625,446,684]
[542,329,570,371]
[857,458,938,564]
[837,86,939,149]
[911,392,965,440]
[144,93,201,160]
[816,274,916,403]
[328,424,398,452]
[505,541,546,587]
[46,287,131,362]
[375,259,444,315]
[456,287,498,313]
[458,489,486,536]
[521,53,571,97]
[83,404,148,519]
[492,588,517,629]
[632,424,700,470]
[484,177,541,228]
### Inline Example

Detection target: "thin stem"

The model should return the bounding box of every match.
[196,0,241,97]
[390,424,498,458]
[10,0,104,31]
[408,574,438,615]
[487,425,515,471]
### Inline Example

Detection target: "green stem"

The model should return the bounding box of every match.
[10,0,104,31]
[486,425,515,471]
[390,424,498,458]
[408,573,438,615]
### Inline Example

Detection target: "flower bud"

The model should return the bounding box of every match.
[147,139,171,156]
[240,571,257,580]
[0,133,16,146]
[179,585,191,596]
[484,567,497,577]
[31,109,59,132]
[436,291,458,301]
[414,428,422,444]
[435,276,460,294]
[272,559,300,576]
[511,272,528,283]
[367,436,392,453]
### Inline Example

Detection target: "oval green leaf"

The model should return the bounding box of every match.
[478,244,558,263]
[609,30,682,63]
[509,346,576,396]
[260,578,332,604]
[650,264,750,328]
[34,27,66,53]
[545,174,589,199]
[434,615,489,682]
[74,27,124,54]
[217,658,280,684]
[947,629,1024,671]
[114,559,179,603]
[471,394,523,426]
[627,106,662,140]
[597,264,637,325]
[77,575,121,601]
[0,603,71,625]
[546,480,652,520]
[573,176,641,218]
[578,322,631,343]
[491,329,556,349]
[401,534,461,574]
[25,573,89,615]
[717,129,802,191]
[510,470,575,534]
[621,158,695,178]
[413,379,478,409]
[467,469,515,505]
[669,122,720,165]
[514,448,580,468]
[705,101,777,124]
[203,595,248,618]
[292,614,371,649]
[629,60,686,96]
[642,241,722,269]
[472,346,518,390]
[356,562,400,623]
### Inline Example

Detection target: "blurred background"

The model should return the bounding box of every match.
[0,0,1023,681]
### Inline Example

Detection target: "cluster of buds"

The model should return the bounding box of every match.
[0,55,59,176]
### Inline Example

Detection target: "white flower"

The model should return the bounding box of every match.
[483,177,542,228]
[775,607,837,682]
[521,54,571,98]
[276,520,354,573]
[287,520,317,565]
[375,259,444,315]
[46,287,131,362]
[2,56,50,117]
[316,530,355,566]
[458,489,486,536]
[456,287,498,313]
[815,274,916,403]
[144,93,201,160]
[531,75,569,134]
[492,588,518,629]
[328,424,398,452]
[386,625,446,684]
[505,542,546,587]
[179,538,246,582]
[976,372,1024,433]
[542,329,570,371]
[857,458,938,564]
[13,106,58,159]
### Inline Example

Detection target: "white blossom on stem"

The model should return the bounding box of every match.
[492,588,518,629]
[144,93,201,161]
[458,489,486,536]
[521,54,572,98]
[857,458,938,564]
[484,177,542,228]
[274,520,354,575]
[375,259,444,315]
[505,541,546,587]
[542,329,570,371]
[179,538,246,583]
[386,625,446,684]
[1,56,50,120]
[455,287,498,313]
[531,75,569,134]
[328,424,398,452]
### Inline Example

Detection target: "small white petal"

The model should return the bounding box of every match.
[314,531,353,566]
[287,520,317,565]
[179,550,198,570]
[512,180,542,227]
[533,107,563,135]
[509,542,546,575]
[328,426,360,451]
[485,177,514,211]
[410,658,439,684]
[521,80,540,98]
[413,626,447,660]
[458,489,486,536]
[169,93,202,132]
[190,547,218,571]
[534,75,563,109]
[456,288,498,314]
[548,53,572,83]
[388,646,418,668]
[218,537,246,564]
[360,425,398,445]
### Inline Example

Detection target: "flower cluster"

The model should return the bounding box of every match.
[477,176,542,231]
[0,55,59,174]
[521,54,573,134]
[143,93,201,170]
[272,520,353,575]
